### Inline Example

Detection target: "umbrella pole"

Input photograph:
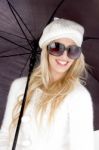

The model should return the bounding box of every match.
[12,40,38,150]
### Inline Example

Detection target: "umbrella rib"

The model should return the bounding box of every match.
[38,0,65,40]
[7,1,32,50]
[19,54,32,76]
[0,44,31,55]
[0,35,31,52]
[84,36,99,41]
[7,0,35,40]
[7,0,36,52]
[87,69,99,83]
[46,0,65,25]
[0,30,32,41]
[0,52,31,58]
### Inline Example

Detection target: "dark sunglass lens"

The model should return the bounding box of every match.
[47,42,64,56]
[67,46,82,59]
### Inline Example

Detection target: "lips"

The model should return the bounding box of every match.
[56,59,68,66]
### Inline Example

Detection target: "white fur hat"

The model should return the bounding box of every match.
[39,17,84,48]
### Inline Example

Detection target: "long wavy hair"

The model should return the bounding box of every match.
[9,46,93,135]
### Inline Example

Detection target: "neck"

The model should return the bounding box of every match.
[50,71,66,83]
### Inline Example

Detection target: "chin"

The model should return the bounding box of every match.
[55,69,67,74]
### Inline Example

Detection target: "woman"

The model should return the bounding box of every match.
[0,18,94,150]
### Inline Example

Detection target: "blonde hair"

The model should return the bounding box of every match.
[9,46,93,134]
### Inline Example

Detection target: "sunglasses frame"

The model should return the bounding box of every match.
[47,42,82,59]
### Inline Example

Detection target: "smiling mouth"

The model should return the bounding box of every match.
[56,60,69,66]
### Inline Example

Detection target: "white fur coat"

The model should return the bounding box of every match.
[0,77,95,150]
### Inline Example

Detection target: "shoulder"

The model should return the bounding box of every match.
[6,77,28,109]
[75,82,92,98]
[9,76,28,97]
[71,82,92,99]
[67,82,93,109]
[11,77,27,89]
[11,76,27,87]
[1,77,28,129]
[74,83,92,99]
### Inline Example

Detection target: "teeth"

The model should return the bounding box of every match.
[57,60,67,65]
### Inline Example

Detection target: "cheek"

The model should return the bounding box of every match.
[68,59,74,66]
[48,54,56,67]
[67,61,74,69]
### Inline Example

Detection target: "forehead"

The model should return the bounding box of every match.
[51,38,77,46]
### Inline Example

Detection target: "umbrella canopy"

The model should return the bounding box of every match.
[0,0,99,132]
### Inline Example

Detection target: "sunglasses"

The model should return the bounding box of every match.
[47,42,82,59]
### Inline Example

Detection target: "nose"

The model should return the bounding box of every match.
[60,50,68,59]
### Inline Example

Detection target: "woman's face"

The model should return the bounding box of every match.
[48,38,76,81]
